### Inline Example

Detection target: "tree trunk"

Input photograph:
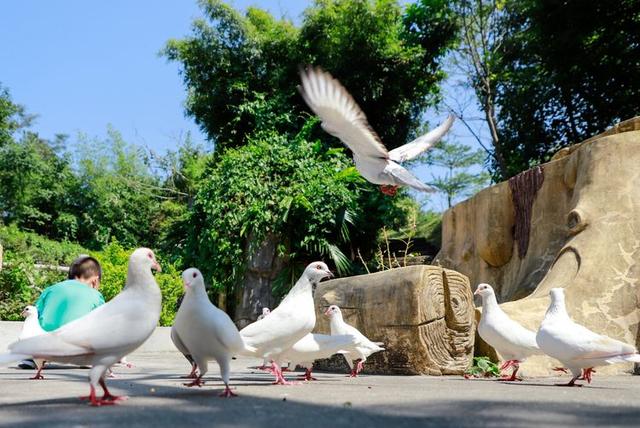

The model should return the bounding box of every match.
[234,233,285,329]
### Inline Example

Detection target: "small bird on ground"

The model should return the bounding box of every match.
[0,248,162,406]
[18,306,47,380]
[298,66,454,196]
[240,262,333,385]
[172,268,256,397]
[325,305,384,377]
[474,283,541,381]
[536,288,640,387]
[279,333,357,381]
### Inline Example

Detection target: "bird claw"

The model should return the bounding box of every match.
[183,377,205,387]
[552,367,569,374]
[380,185,398,196]
[218,386,238,397]
[30,373,45,380]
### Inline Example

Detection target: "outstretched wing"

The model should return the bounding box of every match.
[298,66,388,160]
[385,162,436,192]
[389,115,455,163]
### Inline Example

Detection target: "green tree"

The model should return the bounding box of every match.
[74,127,163,249]
[424,140,489,208]
[494,0,640,177]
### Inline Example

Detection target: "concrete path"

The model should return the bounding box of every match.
[1,351,640,427]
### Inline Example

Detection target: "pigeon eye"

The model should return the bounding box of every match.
[316,264,321,269]
[192,272,197,278]
[148,253,153,259]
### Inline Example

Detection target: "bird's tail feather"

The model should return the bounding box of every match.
[0,353,31,366]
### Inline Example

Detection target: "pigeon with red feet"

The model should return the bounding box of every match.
[240,262,333,385]
[537,288,640,387]
[279,333,357,381]
[172,268,256,397]
[475,284,541,381]
[325,305,384,377]
[0,248,162,406]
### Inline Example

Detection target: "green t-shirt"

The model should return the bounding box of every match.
[35,279,105,332]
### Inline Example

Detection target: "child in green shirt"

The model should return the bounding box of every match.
[19,255,105,369]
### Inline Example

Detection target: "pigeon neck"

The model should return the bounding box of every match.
[24,315,41,330]
[281,276,313,303]
[481,293,500,313]
[546,297,569,319]
[329,312,345,331]
[125,264,155,291]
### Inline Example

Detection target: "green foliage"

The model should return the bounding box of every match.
[164,0,457,152]
[186,128,363,297]
[494,0,640,177]
[423,140,490,208]
[465,356,500,378]
[74,127,163,249]
[0,227,182,326]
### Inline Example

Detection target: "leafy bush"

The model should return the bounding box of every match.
[464,356,500,378]
[0,227,183,326]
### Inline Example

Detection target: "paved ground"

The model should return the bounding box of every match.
[1,353,640,428]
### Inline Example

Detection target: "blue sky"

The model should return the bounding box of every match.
[1,1,486,211]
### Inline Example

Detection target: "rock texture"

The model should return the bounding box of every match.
[436,117,640,375]
[313,265,475,375]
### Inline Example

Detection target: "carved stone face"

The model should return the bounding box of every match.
[437,119,640,375]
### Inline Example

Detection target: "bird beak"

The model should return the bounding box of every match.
[325,270,334,279]
[20,309,27,317]
[152,260,162,272]
[323,307,331,316]
[473,289,480,296]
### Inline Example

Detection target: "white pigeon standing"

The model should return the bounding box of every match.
[172,268,256,397]
[18,305,47,380]
[474,283,541,381]
[278,333,357,381]
[325,305,384,377]
[298,66,454,196]
[0,248,162,406]
[536,288,640,387]
[240,262,333,385]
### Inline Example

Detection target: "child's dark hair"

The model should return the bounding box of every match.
[68,255,102,280]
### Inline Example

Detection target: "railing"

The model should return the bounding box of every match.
[0,244,69,273]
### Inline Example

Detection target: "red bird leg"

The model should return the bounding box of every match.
[499,360,515,371]
[501,362,523,381]
[271,361,299,385]
[356,360,364,375]
[380,185,398,196]
[219,385,238,398]
[582,368,595,383]
[297,368,317,381]
[183,363,198,379]
[99,378,128,403]
[184,374,205,387]
[30,362,45,380]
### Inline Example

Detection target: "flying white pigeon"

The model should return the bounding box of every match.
[278,333,357,381]
[172,268,256,397]
[298,66,454,196]
[18,305,47,380]
[474,283,541,381]
[325,305,384,377]
[240,262,333,385]
[0,248,162,406]
[536,288,640,387]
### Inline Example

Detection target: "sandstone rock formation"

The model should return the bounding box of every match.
[313,265,475,375]
[436,117,640,375]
